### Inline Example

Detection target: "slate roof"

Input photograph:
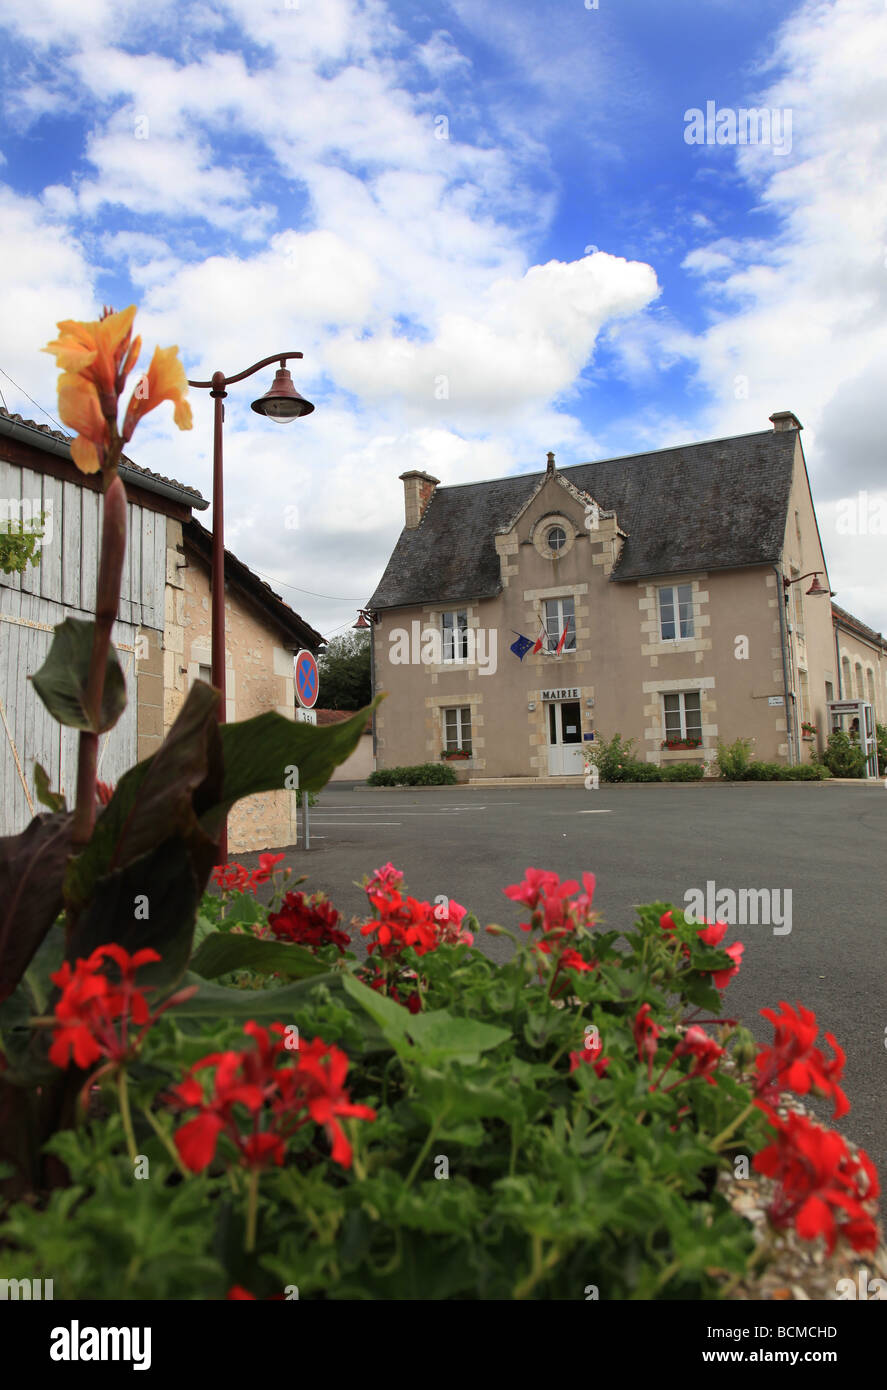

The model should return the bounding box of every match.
[369,428,798,610]
[832,603,887,650]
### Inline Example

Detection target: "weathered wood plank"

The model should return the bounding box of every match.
[19,470,42,598]
[62,480,82,608]
[153,516,167,632]
[39,471,63,604]
[0,459,22,595]
[81,486,100,615]
[128,502,142,626]
[141,507,155,630]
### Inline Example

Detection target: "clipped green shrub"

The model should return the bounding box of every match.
[821,730,866,779]
[779,763,830,781]
[630,763,663,782]
[876,723,887,776]
[715,738,754,780]
[741,761,783,780]
[367,763,458,787]
[659,762,704,781]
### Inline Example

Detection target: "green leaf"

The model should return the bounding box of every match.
[406,1011,510,1060]
[0,813,72,1004]
[189,932,329,981]
[33,763,66,814]
[159,970,341,1020]
[341,975,509,1061]
[66,837,205,994]
[31,618,126,733]
[341,972,413,1047]
[64,681,222,916]
[200,699,381,835]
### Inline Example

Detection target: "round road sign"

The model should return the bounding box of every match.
[295,649,319,709]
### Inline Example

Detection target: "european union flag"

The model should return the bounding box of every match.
[510,632,533,661]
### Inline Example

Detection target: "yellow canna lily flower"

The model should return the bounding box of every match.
[122,344,192,441]
[44,305,139,399]
[57,372,108,474]
[44,306,143,473]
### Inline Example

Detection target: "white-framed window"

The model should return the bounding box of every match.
[658,584,694,640]
[441,609,468,661]
[547,525,567,552]
[443,706,472,753]
[543,596,576,652]
[192,662,212,687]
[662,691,703,741]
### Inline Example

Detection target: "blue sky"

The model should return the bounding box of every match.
[0,0,885,637]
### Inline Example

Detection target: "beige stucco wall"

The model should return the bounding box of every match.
[328,729,374,781]
[163,527,300,853]
[834,625,887,724]
[373,441,844,776]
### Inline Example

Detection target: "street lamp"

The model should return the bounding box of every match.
[187,352,315,862]
[783,571,830,597]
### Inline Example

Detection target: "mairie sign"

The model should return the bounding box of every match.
[541,688,580,700]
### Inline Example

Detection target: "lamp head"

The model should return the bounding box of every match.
[251,366,314,423]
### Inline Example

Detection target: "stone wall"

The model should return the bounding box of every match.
[163,522,300,852]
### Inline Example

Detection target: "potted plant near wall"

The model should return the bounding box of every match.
[800,721,817,741]
[440,748,471,761]
[661,737,702,750]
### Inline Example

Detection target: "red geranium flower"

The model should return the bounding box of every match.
[168,1022,375,1173]
[753,1107,879,1254]
[251,852,286,885]
[755,1001,849,1120]
[674,1025,724,1079]
[712,940,743,988]
[49,945,167,1071]
[268,891,351,953]
[633,1003,662,1075]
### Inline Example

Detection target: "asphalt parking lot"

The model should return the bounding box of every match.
[236,781,887,1213]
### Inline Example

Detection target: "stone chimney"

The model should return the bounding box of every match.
[769,411,803,432]
[399,470,439,529]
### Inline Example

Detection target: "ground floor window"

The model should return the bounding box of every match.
[662,690,702,741]
[443,706,472,753]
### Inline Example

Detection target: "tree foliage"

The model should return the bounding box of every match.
[317,631,371,710]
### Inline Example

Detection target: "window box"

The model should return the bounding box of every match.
[660,737,702,750]
[440,749,471,761]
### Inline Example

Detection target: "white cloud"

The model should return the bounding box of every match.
[0,186,96,417]
[662,0,887,633]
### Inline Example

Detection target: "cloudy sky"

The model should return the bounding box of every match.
[0,0,885,637]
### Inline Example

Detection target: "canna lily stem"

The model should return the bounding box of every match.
[71,465,127,849]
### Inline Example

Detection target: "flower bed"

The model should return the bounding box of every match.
[0,860,878,1300]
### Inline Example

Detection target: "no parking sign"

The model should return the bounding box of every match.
[295,649,319,709]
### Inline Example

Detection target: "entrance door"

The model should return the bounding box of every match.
[547,701,584,775]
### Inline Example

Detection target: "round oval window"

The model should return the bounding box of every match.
[547,526,567,552]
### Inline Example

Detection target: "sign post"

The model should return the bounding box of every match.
[294,650,320,848]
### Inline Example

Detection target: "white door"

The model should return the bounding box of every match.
[546,701,585,775]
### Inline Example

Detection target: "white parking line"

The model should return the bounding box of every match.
[307,811,400,822]
[574,810,612,814]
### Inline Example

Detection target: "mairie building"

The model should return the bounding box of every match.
[367,411,885,780]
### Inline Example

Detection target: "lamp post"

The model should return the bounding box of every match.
[780,570,831,764]
[187,352,314,862]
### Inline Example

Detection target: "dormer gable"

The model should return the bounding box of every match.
[493,451,626,581]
